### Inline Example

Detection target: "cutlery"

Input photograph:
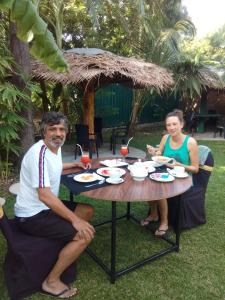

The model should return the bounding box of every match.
[85,179,105,188]
[67,171,91,178]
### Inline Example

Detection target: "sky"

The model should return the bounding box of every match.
[182,0,225,37]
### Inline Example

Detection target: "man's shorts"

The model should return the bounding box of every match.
[15,201,78,242]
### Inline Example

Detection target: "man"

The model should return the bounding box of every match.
[15,111,95,298]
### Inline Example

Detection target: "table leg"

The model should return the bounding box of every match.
[110,201,117,283]
[175,196,181,251]
[70,192,74,202]
[126,202,131,220]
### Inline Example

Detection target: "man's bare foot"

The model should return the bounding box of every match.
[42,280,77,298]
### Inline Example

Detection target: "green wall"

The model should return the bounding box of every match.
[95,84,178,127]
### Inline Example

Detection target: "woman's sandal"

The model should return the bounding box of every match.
[140,216,159,226]
[155,228,168,236]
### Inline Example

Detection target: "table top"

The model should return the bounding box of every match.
[62,157,192,202]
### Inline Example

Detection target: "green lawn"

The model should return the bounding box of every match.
[0,134,225,300]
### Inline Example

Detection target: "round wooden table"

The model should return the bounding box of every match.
[81,158,192,202]
[62,157,192,283]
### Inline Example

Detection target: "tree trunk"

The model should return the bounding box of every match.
[39,80,50,112]
[61,86,69,116]
[128,102,140,136]
[10,23,34,161]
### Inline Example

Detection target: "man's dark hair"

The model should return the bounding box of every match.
[40,111,68,138]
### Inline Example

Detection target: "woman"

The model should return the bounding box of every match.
[141,109,199,236]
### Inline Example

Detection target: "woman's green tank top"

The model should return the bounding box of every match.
[163,135,190,165]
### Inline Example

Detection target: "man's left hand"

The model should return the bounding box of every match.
[77,162,91,169]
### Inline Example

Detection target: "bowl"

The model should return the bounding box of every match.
[130,167,148,181]
[129,164,148,182]
[131,175,147,182]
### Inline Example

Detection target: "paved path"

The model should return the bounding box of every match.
[193,132,225,141]
[62,143,146,163]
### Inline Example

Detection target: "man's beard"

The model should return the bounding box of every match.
[48,136,66,148]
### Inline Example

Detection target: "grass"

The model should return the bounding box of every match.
[0,133,225,300]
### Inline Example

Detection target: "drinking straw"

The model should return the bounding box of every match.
[126,137,133,147]
[76,144,83,155]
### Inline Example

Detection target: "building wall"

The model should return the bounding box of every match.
[95,84,178,127]
[207,89,225,115]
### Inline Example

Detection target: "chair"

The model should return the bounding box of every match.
[75,124,99,159]
[168,145,214,230]
[110,124,129,155]
[213,116,225,138]
[94,117,103,147]
[0,184,76,300]
[185,112,198,136]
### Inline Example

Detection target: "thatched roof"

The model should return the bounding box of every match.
[200,69,225,90]
[31,48,174,91]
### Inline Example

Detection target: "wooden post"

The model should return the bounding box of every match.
[83,88,95,135]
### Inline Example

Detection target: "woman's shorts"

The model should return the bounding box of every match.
[15,201,78,242]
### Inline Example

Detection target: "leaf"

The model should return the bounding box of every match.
[1,0,68,72]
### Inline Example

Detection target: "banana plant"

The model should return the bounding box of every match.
[0,0,68,72]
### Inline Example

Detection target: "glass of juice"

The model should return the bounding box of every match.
[80,152,90,166]
[120,145,128,161]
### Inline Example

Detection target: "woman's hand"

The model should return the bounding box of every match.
[146,144,157,155]
[146,144,161,156]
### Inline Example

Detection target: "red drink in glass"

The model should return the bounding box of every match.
[120,145,128,160]
[81,153,90,165]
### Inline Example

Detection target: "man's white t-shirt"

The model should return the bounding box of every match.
[14,140,63,217]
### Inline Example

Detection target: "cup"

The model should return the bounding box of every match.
[109,170,121,182]
[174,166,185,174]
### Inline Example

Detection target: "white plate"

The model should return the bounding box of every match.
[142,161,158,168]
[141,163,156,173]
[100,159,128,167]
[149,172,175,182]
[152,156,172,164]
[106,178,124,185]
[73,173,99,183]
[96,167,126,177]
[167,168,189,178]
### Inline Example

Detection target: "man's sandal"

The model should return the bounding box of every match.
[41,287,77,299]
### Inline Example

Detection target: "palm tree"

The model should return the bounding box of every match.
[172,54,223,114]
[127,14,196,135]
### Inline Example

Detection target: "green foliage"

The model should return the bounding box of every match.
[0,37,28,181]
[181,24,225,71]
[0,0,68,72]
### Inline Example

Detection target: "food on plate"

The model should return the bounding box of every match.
[80,174,95,181]
[101,169,110,175]
[97,167,126,177]
[152,156,171,163]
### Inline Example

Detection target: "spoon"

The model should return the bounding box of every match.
[85,179,105,188]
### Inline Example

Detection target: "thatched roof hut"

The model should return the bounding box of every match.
[31,48,174,91]
[31,48,174,134]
